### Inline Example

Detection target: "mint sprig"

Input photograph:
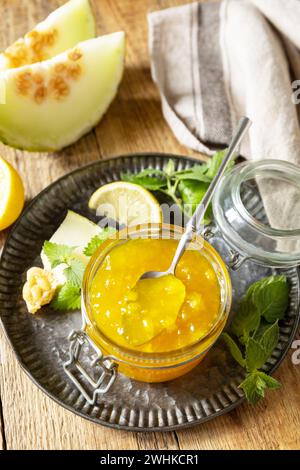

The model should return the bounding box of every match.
[43,241,75,268]
[240,370,280,405]
[43,241,86,310]
[43,241,86,287]
[51,283,81,311]
[222,275,289,405]
[83,227,117,257]
[63,258,86,288]
[44,230,117,311]
[121,149,234,224]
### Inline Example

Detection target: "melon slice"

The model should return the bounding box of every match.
[0,32,125,151]
[41,210,103,271]
[0,0,96,71]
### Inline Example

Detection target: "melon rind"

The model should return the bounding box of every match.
[0,32,125,151]
[0,0,96,71]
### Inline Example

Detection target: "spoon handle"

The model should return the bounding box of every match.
[169,116,252,273]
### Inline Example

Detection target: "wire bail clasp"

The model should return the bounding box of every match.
[63,330,118,405]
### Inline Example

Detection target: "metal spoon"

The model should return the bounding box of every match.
[140,116,252,281]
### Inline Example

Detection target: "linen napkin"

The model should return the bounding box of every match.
[148,0,300,253]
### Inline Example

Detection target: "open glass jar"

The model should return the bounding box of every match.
[211,159,300,269]
[63,158,300,404]
[64,224,231,404]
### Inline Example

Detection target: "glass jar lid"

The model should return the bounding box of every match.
[212,159,300,267]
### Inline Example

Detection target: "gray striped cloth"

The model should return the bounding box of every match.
[148,0,300,164]
[149,0,300,252]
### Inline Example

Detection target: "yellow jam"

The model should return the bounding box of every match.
[89,239,221,354]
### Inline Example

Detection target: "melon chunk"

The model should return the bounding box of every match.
[0,0,96,71]
[41,210,103,271]
[0,32,125,151]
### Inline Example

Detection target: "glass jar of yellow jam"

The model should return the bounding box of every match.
[77,224,231,388]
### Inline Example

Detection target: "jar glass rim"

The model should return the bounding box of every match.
[232,160,300,238]
[213,159,300,266]
[82,223,232,363]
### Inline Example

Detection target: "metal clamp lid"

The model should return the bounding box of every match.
[63,330,118,405]
[202,224,249,270]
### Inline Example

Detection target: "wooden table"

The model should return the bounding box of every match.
[0,0,299,451]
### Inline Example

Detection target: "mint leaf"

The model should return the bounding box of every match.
[120,150,234,224]
[225,274,289,405]
[122,167,166,178]
[245,323,279,372]
[175,166,211,183]
[51,282,81,311]
[256,371,281,390]
[231,298,260,344]
[239,371,263,405]
[43,241,75,268]
[252,275,289,323]
[205,149,235,179]
[63,258,85,288]
[259,321,279,359]
[239,370,280,405]
[178,179,210,220]
[230,275,289,344]
[83,228,117,257]
[121,170,167,190]
[222,333,246,367]
[163,159,176,176]
[245,337,268,371]
[253,320,272,341]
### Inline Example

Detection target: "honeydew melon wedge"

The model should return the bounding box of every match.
[0,32,125,151]
[0,0,96,71]
[41,210,103,273]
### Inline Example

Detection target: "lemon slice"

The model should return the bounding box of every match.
[88,181,162,226]
[0,157,24,231]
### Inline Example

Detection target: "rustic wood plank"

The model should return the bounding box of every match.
[0,397,5,450]
[0,0,299,451]
[0,0,193,451]
[91,0,203,158]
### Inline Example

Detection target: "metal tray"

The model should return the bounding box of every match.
[0,153,299,431]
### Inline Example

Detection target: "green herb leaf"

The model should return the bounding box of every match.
[239,370,280,405]
[256,371,281,390]
[231,298,260,344]
[63,258,85,288]
[245,337,269,371]
[245,322,279,372]
[253,320,272,341]
[175,165,211,183]
[205,149,235,179]
[225,274,289,405]
[83,227,117,257]
[43,241,75,268]
[259,321,279,359]
[251,275,289,323]
[222,332,246,367]
[121,172,167,191]
[50,282,81,311]
[122,167,166,178]
[163,160,176,176]
[121,150,233,224]
[239,371,264,405]
[178,179,210,219]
